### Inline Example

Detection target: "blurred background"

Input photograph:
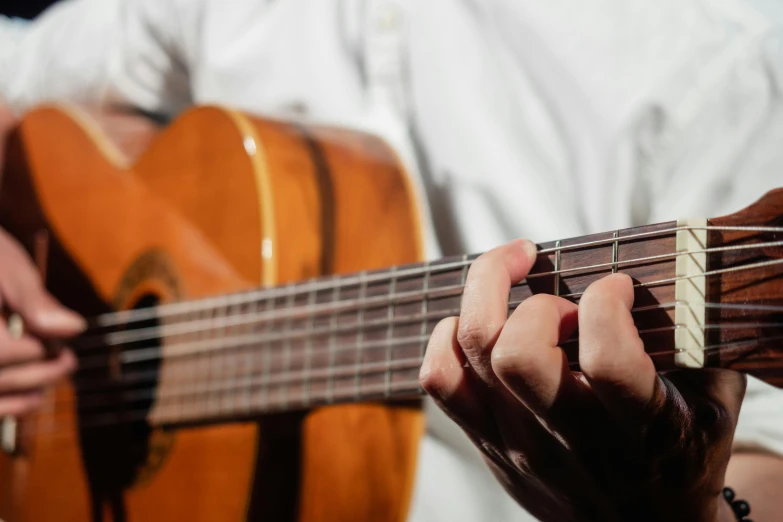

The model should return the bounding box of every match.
[0,0,55,19]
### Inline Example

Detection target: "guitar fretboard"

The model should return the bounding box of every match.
[74,222,680,427]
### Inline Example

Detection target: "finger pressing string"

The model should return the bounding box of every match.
[578,274,662,425]
[76,231,783,343]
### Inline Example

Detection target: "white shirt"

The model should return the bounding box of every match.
[3,1,783,520]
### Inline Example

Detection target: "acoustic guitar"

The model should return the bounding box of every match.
[0,105,781,522]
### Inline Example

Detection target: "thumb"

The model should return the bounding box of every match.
[0,227,85,338]
[15,288,85,338]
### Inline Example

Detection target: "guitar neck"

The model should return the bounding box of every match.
[130,221,681,426]
[73,211,783,428]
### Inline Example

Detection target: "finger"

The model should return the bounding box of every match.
[491,294,590,426]
[457,239,538,383]
[0,391,44,417]
[0,330,46,366]
[578,273,662,422]
[0,229,85,338]
[423,316,574,483]
[422,317,549,482]
[0,349,76,394]
[420,317,491,436]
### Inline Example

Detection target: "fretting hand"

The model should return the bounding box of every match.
[420,239,745,522]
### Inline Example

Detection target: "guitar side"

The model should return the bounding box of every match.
[0,105,424,522]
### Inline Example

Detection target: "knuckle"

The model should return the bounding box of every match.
[579,290,625,330]
[578,349,613,380]
[491,340,545,384]
[520,293,560,312]
[490,341,519,376]
[579,348,638,385]
[419,362,449,398]
[456,318,488,353]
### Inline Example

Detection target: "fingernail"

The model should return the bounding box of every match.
[522,239,539,261]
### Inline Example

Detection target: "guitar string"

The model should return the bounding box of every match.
[72,238,783,352]
[86,225,783,329]
[21,254,779,425]
[68,322,783,410]
[67,255,783,374]
[53,301,782,425]
[70,300,783,375]
[24,332,783,439]
[41,300,783,409]
[13,230,783,436]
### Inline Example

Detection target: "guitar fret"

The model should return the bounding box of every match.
[223,302,241,416]
[145,220,690,426]
[207,304,225,416]
[612,230,619,274]
[383,267,397,398]
[168,311,188,423]
[459,254,469,303]
[260,295,274,410]
[419,261,430,362]
[353,272,368,401]
[554,240,562,296]
[243,297,258,414]
[188,308,205,420]
[280,286,296,410]
[302,283,317,407]
[326,277,340,404]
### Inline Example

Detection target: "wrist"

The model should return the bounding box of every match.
[715,496,738,522]
[717,487,752,522]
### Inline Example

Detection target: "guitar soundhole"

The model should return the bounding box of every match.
[75,293,167,522]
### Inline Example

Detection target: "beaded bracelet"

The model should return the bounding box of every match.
[722,487,752,522]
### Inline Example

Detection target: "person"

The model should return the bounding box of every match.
[2,0,783,519]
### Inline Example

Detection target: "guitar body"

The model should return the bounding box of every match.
[0,105,424,521]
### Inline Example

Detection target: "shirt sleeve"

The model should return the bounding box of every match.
[0,0,197,117]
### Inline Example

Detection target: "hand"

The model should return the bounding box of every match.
[420,239,745,522]
[0,227,83,417]
[0,102,14,172]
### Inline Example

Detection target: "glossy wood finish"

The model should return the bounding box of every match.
[2,103,782,522]
[705,189,783,387]
[0,105,424,522]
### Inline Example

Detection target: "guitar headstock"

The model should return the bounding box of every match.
[705,188,783,387]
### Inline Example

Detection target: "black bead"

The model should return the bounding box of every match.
[732,500,751,517]
[723,487,736,502]
[741,519,753,522]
